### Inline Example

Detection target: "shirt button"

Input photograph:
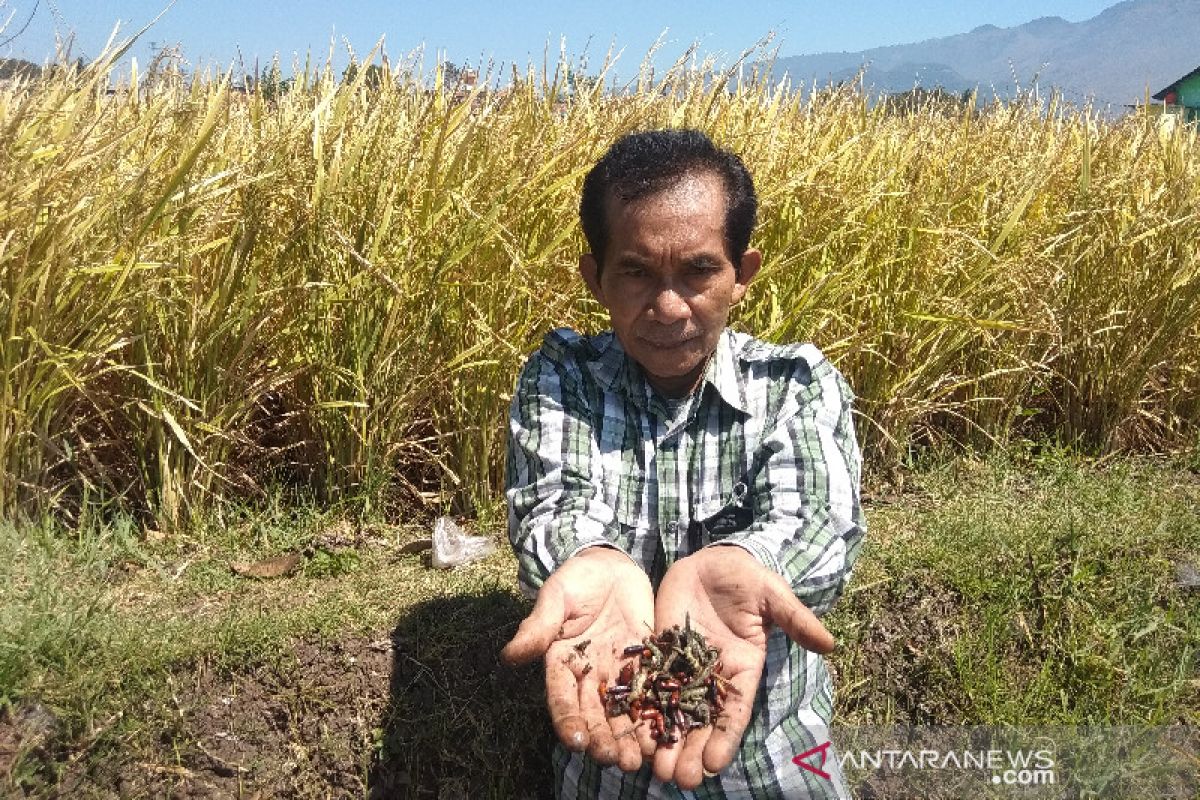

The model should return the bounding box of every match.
[666,521,678,535]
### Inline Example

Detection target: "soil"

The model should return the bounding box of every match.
[42,638,398,799]
[7,591,554,798]
[833,573,969,724]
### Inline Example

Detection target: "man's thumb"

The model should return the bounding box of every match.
[500,584,567,666]
[764,578,835,654]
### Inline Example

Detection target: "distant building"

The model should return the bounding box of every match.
[447,67,480,104]
[1152,66,1200,121]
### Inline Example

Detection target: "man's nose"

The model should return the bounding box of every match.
[648,282,690,322]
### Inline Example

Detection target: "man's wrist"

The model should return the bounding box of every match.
[567,541,639,567]
[703,539,782,576]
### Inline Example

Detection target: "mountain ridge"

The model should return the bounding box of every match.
[772,0,1200,107]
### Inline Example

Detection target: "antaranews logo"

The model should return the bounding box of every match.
[792,741,834,780]
[794,738,1057,788]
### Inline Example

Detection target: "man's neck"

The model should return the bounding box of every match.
[646,347,717,400]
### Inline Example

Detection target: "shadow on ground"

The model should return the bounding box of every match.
[368,590,554,800]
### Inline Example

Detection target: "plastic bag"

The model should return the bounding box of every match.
[431,516,496,568]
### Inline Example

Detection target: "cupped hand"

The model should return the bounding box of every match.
[649,545,835,789]
[500,546,655,771]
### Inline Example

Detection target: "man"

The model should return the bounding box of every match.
[501,129,864,799]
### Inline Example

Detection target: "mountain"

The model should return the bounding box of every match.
[771,0,1200,108]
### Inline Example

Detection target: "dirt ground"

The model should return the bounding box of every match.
[4,593,555,799]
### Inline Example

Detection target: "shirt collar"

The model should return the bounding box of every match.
[585,332,627,394]
[585,329,749,415]
[706,329,749,414]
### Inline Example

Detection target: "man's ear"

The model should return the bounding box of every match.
[579,253,605,303]
[732,248,762,304]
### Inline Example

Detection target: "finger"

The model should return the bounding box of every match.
[635,715,657,759]
[608,714,644,773]
[672,724,712,790]
[651,725,680,784]
[764,578,835,654]
[545,647,588,752]
[500,584,566,666]
[702,668,759,775]
[578,669,620,765]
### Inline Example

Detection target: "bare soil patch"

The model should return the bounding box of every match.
[48,637,393,798]
[832,573,969,724]
[12,590,552,799]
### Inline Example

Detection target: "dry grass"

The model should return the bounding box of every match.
[1,44,1198,527]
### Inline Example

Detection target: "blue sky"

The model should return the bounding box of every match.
[2,1,1121,77]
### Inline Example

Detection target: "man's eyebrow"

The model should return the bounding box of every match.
[615,255,651,268]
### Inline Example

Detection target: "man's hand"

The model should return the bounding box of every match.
[500,547,655,772]
[650,546,835,789]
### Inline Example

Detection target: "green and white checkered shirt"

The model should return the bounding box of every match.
[506,327,865,800]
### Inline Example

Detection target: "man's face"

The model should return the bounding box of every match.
[580,171,761,398]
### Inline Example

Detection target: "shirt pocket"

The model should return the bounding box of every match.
[598,444,648,531]
[689,481,754,544]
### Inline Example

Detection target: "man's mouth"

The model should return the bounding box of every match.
[638,332,699,349]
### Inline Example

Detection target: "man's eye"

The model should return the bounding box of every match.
[622,267,647,278]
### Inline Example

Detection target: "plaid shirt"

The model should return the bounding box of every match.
[506,327,865,800]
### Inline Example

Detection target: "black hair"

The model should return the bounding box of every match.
[579,129,758,272]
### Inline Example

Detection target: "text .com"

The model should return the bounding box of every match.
[993,767,1056,786]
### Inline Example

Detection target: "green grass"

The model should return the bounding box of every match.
[830,448,1200,727]
[1,452,1197,796]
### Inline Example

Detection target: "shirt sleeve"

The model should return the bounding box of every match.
[715,359,865,617]
[505,343,627,597]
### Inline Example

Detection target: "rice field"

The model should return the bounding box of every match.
[1,45,1198,529]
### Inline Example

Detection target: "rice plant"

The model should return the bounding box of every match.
[1,44,1197,528]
